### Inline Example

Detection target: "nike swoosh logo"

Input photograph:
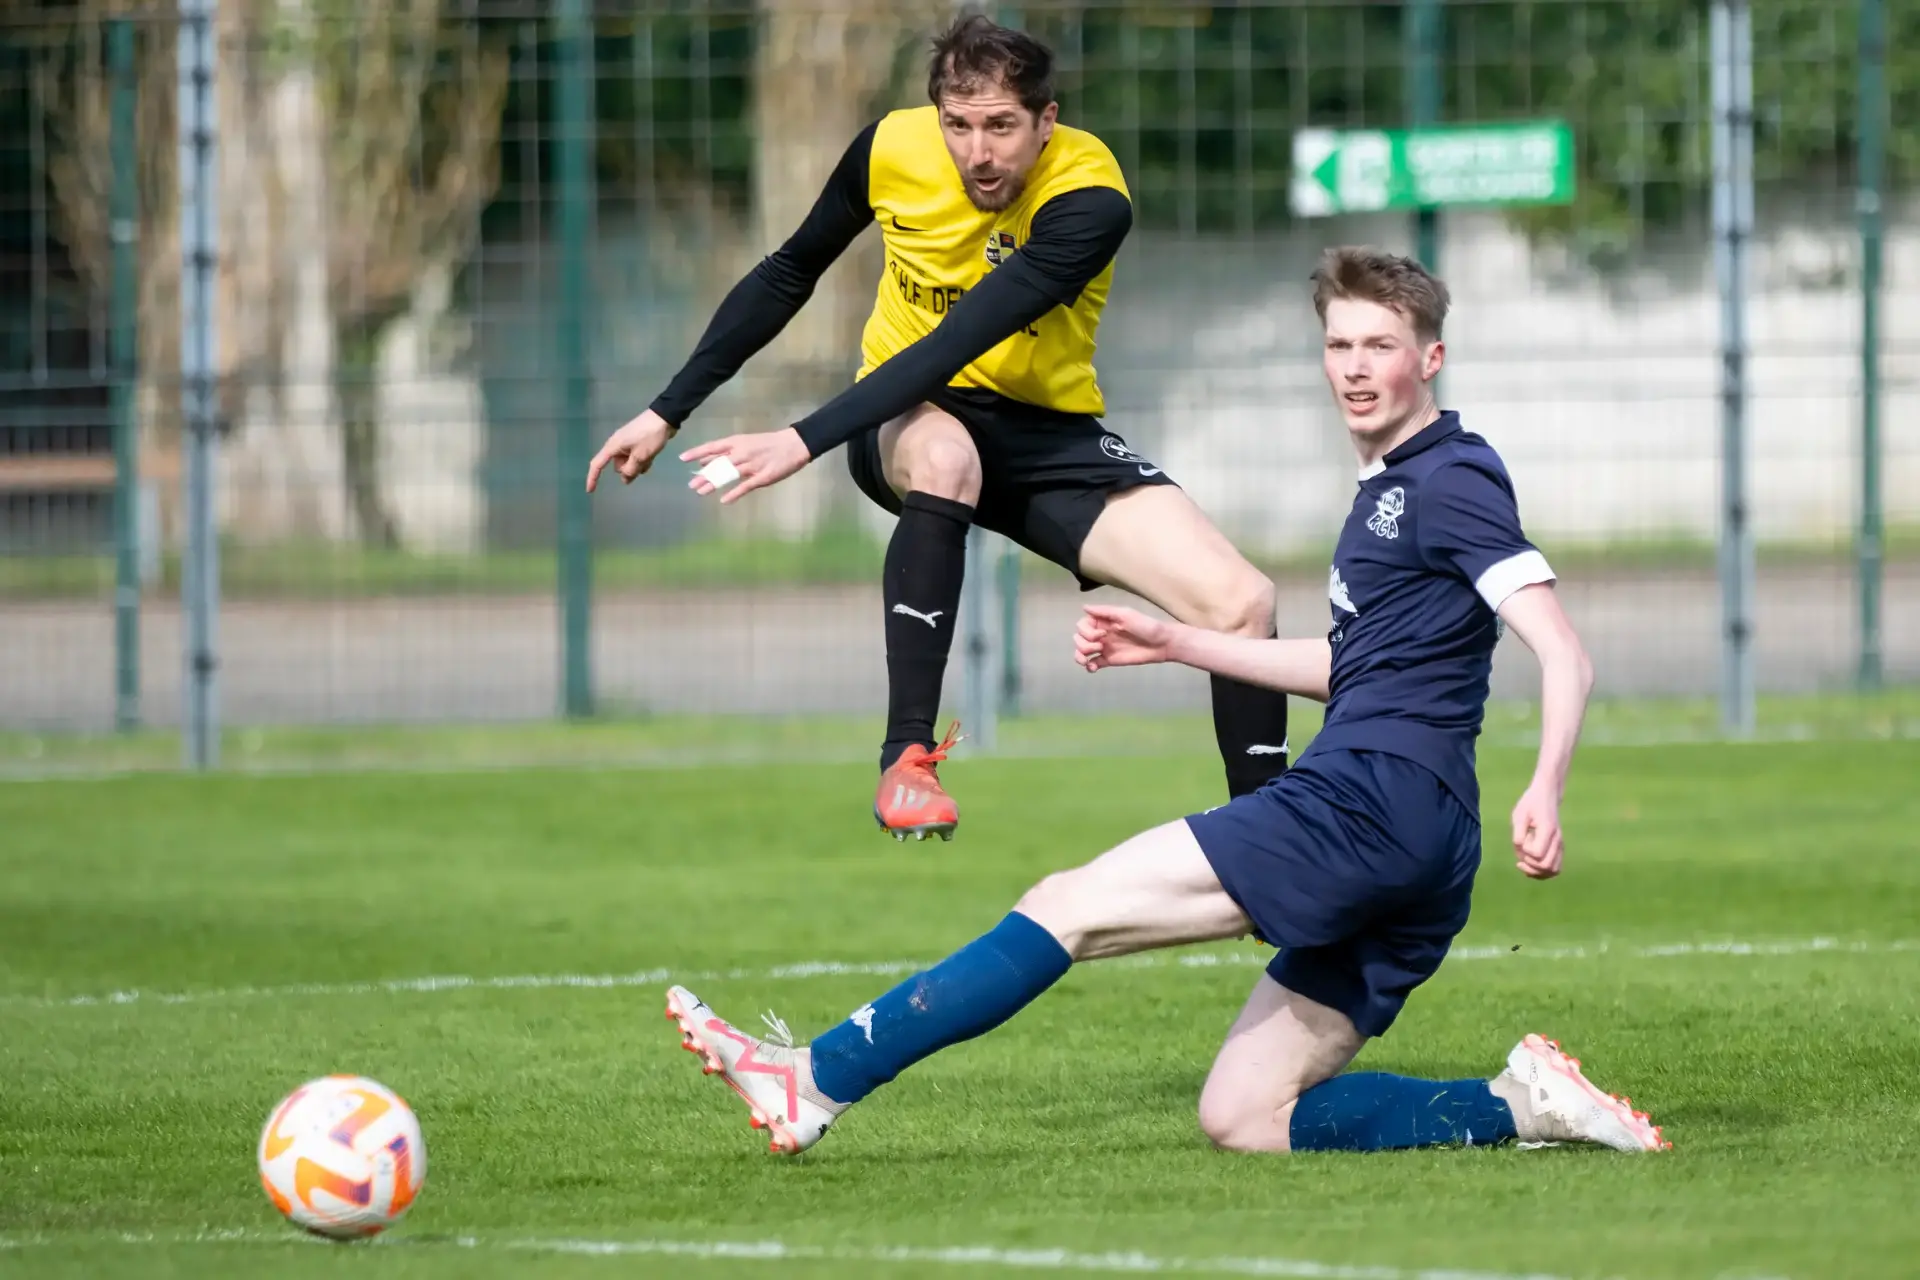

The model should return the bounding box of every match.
[891,216,924,232]
[1138,465,1163,478]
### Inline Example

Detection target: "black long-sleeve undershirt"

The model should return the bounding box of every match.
[646,123,879,429]
[647,122,1134,459]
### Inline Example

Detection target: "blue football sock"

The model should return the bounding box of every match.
[809,911,1072,1105]
[1288,1072,1518,1152]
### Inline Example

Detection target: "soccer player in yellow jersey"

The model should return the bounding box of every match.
[587,15,1291,840]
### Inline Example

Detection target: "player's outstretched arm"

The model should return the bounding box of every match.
[584,123,877,492]
[1496,582,1594,881]
[1074,604,1331,702]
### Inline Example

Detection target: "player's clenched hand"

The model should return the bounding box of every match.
[680,428,812,505]
[586,409,675,492]
[1075,604,1175,672]
[1510,782,1564,880]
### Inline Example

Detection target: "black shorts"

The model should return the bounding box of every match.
[845,387,1179,590]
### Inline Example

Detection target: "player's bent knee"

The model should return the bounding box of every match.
[1012,863,1155,962]
[1217,573,1278,638]
[1196,1082,1303,1154]
[1012,822,1243,962]
[1175,570,1276,638]
[1190,1059,1313,1151]
[1011,870,1090,958]
[1196,1092,1244,1151]
[905,439,980,500]
[888,415,982,504]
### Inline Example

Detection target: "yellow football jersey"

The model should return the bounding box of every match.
[857,105,1129,416]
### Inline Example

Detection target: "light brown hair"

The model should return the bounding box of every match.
[1310,247,1450,342]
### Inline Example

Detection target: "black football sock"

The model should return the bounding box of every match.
[1210,622,1291,797]
[880,491,974,771]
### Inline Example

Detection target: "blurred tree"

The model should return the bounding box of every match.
[598,1,1915,253]
[740,0,945,536]
[310,0,508,548]
[584,3,940,537]
[34,0,507,547]
[1453,0,1920,264]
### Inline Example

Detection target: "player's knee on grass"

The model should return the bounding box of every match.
[882,407,982,505]
[1196,1079,1316,1154]
[1195,978,1365,1153]
[1196,1089,1292,1153]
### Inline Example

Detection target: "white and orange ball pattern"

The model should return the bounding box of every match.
[257,1075,425,1240]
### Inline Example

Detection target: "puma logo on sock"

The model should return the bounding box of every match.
[891,603,944,628]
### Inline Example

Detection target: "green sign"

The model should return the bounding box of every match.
[1290,121,1576,217]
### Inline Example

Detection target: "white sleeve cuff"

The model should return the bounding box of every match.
[1475,549,1556,612]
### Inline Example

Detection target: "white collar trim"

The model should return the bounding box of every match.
[1357,457,1387,481]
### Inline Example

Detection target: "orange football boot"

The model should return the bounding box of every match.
[873,721,963,842]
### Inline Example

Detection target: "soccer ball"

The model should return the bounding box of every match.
[257,1074,426,1240]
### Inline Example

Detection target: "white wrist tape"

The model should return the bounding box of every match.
[695,455,741,489]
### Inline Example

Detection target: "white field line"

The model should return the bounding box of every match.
[1,937,1912,1014]
[0,1227,1622,1280]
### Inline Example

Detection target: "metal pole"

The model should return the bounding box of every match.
[178,0,220,767]
[1405,0,1442,272]
[962,527,996,754]
[1712,0,1755,736]
[997,541,1021,719]
[556,0,595,717]
[108,19,139,732]
[1857,0,1886,690]
[994,0,1027,723]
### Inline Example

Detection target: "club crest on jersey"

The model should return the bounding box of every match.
[983,230,1017,267]
[1367,486,1405,539]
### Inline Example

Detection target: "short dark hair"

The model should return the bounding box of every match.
[1310,246,1451,342]
[927,13,1054,116]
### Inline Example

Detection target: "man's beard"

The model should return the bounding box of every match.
[963,169,1026,212]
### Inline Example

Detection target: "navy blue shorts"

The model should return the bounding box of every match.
[1184,748,1481,1039]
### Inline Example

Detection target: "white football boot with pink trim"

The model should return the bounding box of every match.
[665,985,845,1155]
[1500,1033,1671,1152]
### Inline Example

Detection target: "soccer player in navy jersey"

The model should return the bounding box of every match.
[663,247,1670,1159]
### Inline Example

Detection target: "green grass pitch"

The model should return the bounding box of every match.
[3,735,1918,1279]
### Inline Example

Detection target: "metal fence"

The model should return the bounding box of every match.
[1,1,1914,756]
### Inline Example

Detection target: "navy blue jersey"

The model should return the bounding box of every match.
[1302,412,1553,811]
